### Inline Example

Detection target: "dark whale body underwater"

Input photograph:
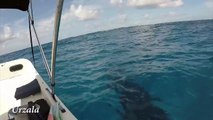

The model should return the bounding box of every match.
[111,80,169,120]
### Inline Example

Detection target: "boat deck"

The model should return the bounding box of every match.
[0,59,77,120]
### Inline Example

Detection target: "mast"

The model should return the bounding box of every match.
[51,0,64,99]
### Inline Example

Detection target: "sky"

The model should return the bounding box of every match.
[0,0,213,55]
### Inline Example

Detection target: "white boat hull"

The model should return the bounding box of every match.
[0,59,77,120]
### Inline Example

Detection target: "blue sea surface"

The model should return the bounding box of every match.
[1,20,213,120]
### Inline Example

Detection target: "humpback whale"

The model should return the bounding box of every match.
[110,79,170,120]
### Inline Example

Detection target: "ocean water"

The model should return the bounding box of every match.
[0,20,213,120]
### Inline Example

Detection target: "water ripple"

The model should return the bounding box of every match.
[1,20,213,120]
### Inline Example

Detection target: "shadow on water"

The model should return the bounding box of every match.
[109,76,170,120]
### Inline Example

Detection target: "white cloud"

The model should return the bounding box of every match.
[169,11,177,16]
[0,16,55,55]
[70,5,100,21]
[205,0,213,8]
[0,24,29,55]
[128,0,163,7]
[0,3,99,55]
[0,25,17,42]
[0,4,101,55]
[108,13,128,29]
[117,14,128,22]
[110,0,124,6]
[36,16,54,40]
[143,14,150,18]
[159,0,183,7]
[127,0,183,8]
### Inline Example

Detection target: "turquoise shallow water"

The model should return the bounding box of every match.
[1,20,213,120]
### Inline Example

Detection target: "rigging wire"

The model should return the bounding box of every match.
[30,0,34,25]
[27,10,35,66]
[28,0,52,80]
[32,23,52,80]
[28,0,66,102]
